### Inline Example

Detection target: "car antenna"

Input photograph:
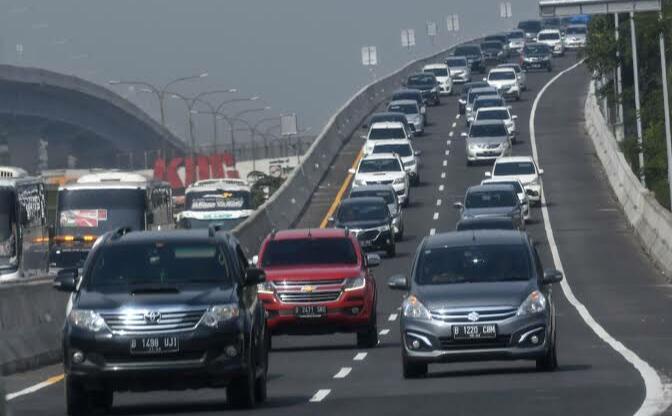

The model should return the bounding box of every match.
[270,228,277,240]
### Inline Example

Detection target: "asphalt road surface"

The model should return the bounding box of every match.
[6,53,672,416]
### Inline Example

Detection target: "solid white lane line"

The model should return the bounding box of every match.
[441,172,446,179]
[530,59,671,416]
[433,212,439,220]
[439,185,444,191]
[442,160,447,166]
[379,329,391,335]
[429,228,436,235]
[436,199,442,206]
[451,122,457,128]
[353,352,368,361]
[388,313,398,321]
[6,375,64,401]
[333,367,352,379]
[310,389,331,402]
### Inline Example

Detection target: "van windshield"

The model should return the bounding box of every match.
[57,189,145,236]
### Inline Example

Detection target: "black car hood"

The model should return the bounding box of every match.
[414,280,534,310]
[76,286,235,310]
[408,84,433,92]
[336,219,386,229]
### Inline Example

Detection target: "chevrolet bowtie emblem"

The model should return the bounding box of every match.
[301,285,316,293]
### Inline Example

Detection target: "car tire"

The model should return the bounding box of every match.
[536,334,558,371]
[228,348,257,409]
[357,318,378,349]
[386,242,396,258]
[466,160,473,167]
[254,329,269,403]
[516,93,521,101]
[402,352,428,379]
[65,376,92,416]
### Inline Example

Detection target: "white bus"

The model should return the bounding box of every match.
[177,178,254,231]
[50,172,173,269]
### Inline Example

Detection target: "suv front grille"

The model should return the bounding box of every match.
[278,291,341,303]
[357,230,380,241]
[100,308,206,334]
[273,279,345,304]
[430,307,517,323]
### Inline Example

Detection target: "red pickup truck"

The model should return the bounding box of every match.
[256,228,380,348]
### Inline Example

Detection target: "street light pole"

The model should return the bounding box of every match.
[223,107,271,168]
[658,11,672,208]
[629,12,646,186]
[250,117,280,170]
[614,14,625,142]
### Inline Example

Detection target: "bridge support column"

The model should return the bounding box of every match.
[7,134,40,173]
[47,140,72,169]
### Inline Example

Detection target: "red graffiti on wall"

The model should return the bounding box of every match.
[153,153,240,190]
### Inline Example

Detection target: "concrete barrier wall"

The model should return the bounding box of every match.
[584,81,672,276]
[232,41,472,254]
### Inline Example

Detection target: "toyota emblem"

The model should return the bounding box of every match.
[467,311,480,322]
[144,311,162,324]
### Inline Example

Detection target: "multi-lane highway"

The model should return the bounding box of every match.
[6,52,672,415]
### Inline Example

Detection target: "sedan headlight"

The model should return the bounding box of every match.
[69,310,107,332]
[517,291,547,316]
[201,304,240,328]
[393,177,405,185]
[404,160,416,167]
[257,281,275,294]
[344,276,366,291]
[403,295,431,320]
[376,224,391,232]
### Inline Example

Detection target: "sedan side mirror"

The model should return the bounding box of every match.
[387,274,409,290]
[538,168,544,175]
[542,268,563,284]
[453,202,464,209]
[366,253,381,268]
[245,267,266,286]
[414,150,422,156]
[53,268,78,292]
[511,115,518,120]
[348,168,356,174]
[484,171,492,178]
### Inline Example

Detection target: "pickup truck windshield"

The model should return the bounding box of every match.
[262,238,357,267]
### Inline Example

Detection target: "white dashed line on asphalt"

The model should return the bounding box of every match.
[436,199,442,206]
[441,172,446,179]
[429,228,436,235]
[388,313,398,321]
[439,185,444,191]
[379,329,391,336]
[449,131,454,137]
[333,367,352,379]
[445,150,449,156]
[451,122,457,128]
[433,212,439,220]
[310,389,331,402]
[353,352,368,361]
[455,114,460,119]
[442,160,447,166]
[447,140,452,145]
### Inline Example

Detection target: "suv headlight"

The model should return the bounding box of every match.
[354,179,365,186]
[517,291,547,316]
[69,310,107,332]
[257,281,275,294]
[393,177,405,185]
[344,277,366,291]
[201,304,240,327]
[375,224,391,232]
[404,160,416,167]
[403,295,431,320]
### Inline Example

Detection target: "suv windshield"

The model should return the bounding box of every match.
[373,143,412,157]
[494,162,536,175]
[518,21,542,32]
[416,244,531,285]
[425,67,448,77]
[466,189,517,208]
[454,46,480,56]
[524,44,551,55]
[57,189,145,236]
[87,241,233,289]
[262,238,357,267]
[350,190,395,204]
[369,128,406,140]
[407,74,436,88]
[338,202,387,222]
[446,57,467,67]
[538,32,560,41]
[359,158,402,172]
[186,190,251,211]
[470,123,507,137]
[387,104,418,115]
[566,26,587,35]
[489,71,516,80]
[477,109,509,121]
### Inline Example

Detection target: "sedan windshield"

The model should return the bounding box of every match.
[566,26,587,35]
[358,158,402,173]
[425,68,448,77]
[454,46,480,56]
[489,71,516,80]
[262,238,357,267]
[470,123,508,137]
[369,128,406,140]
[446,58,467,67]
[416,244,531,285]
[494,162,536,175]
[87,242,233,289]
[466,190,517,208]
[350,190,395,204]
[477,110,509,121]
[387,104,418,115]
[337,203,388,222]
[538,33,560,41]
[373,144,412,157]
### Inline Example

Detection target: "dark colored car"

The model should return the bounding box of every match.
[364,112,415,135]
[405,73,441,106]
[54,227,269,414]
[256,228,380,348]
[332,197,396,257]
[453,44,485,73]
[456,216,519,231]
[454,184,524,230]
[458,81,489,114]
[349,185,403,240]
[388,230,564,377]
[518,20,543,41]
[520,43,553,72]
[391,89,428,123]
[480,41,507,63]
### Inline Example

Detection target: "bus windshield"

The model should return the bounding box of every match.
[57,188,145,235]
[185,190,252,212]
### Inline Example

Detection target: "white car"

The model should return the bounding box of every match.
[387,100,424,135]
[423,63,453,95]
[362,121,410,154]
[497,63,527,91]
[507,30,526,54]
[350,153,410,206]
[474,107,518,142]
[564,24,587,49]
[537,29,565,56]
[485,156,544,206]
[445,56,471,83]
[461,120,512,165]
[371,139,422,185]
[485,67,521,100]
[481,177,531,222]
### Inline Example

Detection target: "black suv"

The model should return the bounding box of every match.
[405,73,441,106]
[521,43,553,72]
[331,197,396,257]
[54,227,269,415]
[453,44,485,73]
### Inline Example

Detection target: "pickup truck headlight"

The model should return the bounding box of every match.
[517,291,547,316]
[257,281,275,294]
[344,277,366,291]
[201,305,240,327]
[393,177,405,185]
[403,295,431,320]
[404,160,416,167]
[69,310,107,332]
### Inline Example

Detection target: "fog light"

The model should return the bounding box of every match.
[351,307,360,315]
[72,351,84,364]
[531,335,539,345]
[225,346,238,358]
[411,339,421,349]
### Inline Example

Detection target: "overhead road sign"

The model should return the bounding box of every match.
[539,0,661,16]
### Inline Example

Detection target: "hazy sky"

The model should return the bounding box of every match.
[0,0,540,148]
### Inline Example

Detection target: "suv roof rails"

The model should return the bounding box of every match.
[110,226,132,240]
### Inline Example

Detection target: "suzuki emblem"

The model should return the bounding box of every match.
[467,311,480,322]
[144,311,162,324]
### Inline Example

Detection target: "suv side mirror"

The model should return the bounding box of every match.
[245,267,266,286]
[414,150,422,156]
[538,168,544,175]
[542,268,563,285]
[365,253,381,268]
[484,171,492,178]
[387,274,409,290]
[53,268,78,292]
[453,202,464,210]
[511,115,518,120]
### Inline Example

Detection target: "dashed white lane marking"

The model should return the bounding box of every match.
[353,352,368,361]
[447,139,452,145]
[6,375,64,401]
[429,228,436,235]
[439,184,445,191]
[455,114,460,119]
[449,131,454,137]
[445,150,449,156]
[451,122,457,128]
[388,313,398,321]
[436,199,442,206]
[333,367,352,379]
[530,59,672,416]
[442,160,447,166]
[433,212,439,220]
[379,329,391,336]
[441,172,446,179]
[310,389,331,402]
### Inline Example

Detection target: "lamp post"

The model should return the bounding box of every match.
[224,107,272,167]
[190,96,261,154]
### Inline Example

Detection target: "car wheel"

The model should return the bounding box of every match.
[516,93,521,101]
[402,351,427,378]
[466,160,473,167]
[357,316,378,349]
[65,376,92,416]
[412,174,420,186]
[386,242,396,258]
[228,348,257,409]
[547,65,553,72]
[536,334,558,371]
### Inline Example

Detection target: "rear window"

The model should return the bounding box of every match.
[518,21,542,32]
[372,143,412,157]
[456,219,516,231]
[482,181,523,193]
[387,104,418,115]
[481,41,503,49]
[566,26,587,35]
[489,71,516,80]
[508,32,524,40]
[337,202,388,222]
[425,67,448,77]
[477,109,509,121]
[350,190,395,204]
[538,32,560,41]
[359,158,402,173]
[262,238,357,267]
[474,98,504,110]
[369,128,406,140]
[494,162,536,175]
[524,44,551,54]
[466,189,517,208]
[446,57,467,67]
[454,46,480,55]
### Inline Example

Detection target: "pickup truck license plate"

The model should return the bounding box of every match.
[452,324,497,340]
[130,336,179,354]
[294,305,327,318]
